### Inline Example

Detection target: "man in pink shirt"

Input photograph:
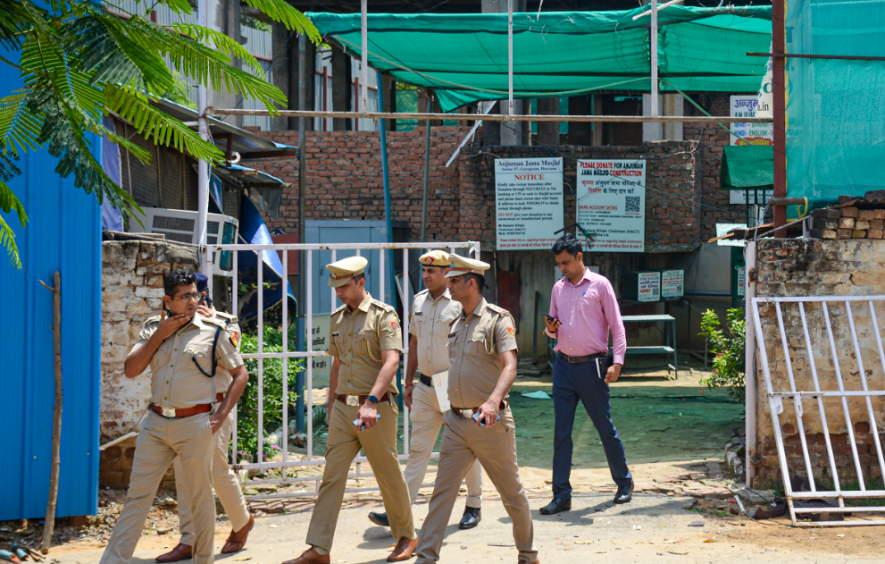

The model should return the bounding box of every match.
[540,233,633,515]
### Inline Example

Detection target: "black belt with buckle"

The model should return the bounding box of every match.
[561,352,608,364]
[419,375,433,387]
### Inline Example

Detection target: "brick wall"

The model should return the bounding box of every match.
[253,127,469,241]
[753,239,885,488]
[684,94,750,241]
[458,141,702,252]
[100,239,198,488]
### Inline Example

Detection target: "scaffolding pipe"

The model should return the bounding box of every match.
[295,33,308,433]
[772,0,787,234]
[361,0,368,114]
[377,72,402,408]
[197,0,211,284]
[420,95,432,244]
[508,0,514,116]
[207,108,769,123]
[651,0,659,118]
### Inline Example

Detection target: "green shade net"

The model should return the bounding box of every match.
[720,146,774,189]
[786,0,885,207]
[308,6,772,112]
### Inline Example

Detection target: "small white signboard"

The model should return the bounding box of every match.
[307,313,332,388]
[661,270,685,298]
[637,272,661,302]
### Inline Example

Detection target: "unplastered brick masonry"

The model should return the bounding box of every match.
[753,238,885,488]
[251,130,703,252]
[100,239,198,488]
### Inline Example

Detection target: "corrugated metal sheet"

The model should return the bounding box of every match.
[0,46,101,520]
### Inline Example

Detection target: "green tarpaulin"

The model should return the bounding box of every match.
[720,146,774,189]
[786,0,885,207]
[308,6,772,112]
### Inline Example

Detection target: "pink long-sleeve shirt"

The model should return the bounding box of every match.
[546,268,627,365]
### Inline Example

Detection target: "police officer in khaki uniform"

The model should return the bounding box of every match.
[101,269,248,564]
[367,250,484,530]
[415,255,539,564]
[283,256,417,564]
[157,273,254,562]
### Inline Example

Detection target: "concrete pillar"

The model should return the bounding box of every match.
[300,39,317,132]
[569,94,592,145]
[482,0,526,146]
[382,74,397,131]
[212,0,241,127]
[536,97,560,147]
[270,24,313,132]
[331,45,352,131]
[591,95,603,146]
[643,93,683,141]
[271,22,293,132]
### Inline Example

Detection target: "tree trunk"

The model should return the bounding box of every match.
[39,271,62,554]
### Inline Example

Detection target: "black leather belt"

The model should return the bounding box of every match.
[419,375,433,387]
[561,352,608,364]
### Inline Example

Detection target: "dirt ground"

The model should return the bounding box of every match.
[6,359,884,562]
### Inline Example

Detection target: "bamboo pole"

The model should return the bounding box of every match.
[206,107,769,123]
[38,271,62,554]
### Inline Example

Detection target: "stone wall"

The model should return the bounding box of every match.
[753,239,885,488]
[100,239,198,488]
[458,141,703,252]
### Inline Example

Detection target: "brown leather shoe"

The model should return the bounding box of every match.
[281,547,331,564]
[386,537,417,562]
[155,544,192,563]
[221,514,255,554]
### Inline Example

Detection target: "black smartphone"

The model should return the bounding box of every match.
[541,313,558,324]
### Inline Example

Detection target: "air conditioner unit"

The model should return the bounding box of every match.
[129,208,239,277]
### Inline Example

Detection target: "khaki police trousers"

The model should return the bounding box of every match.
[100,412,216,564]
[306,399,416,554]
[406,382,482,508]
[415,408,538,564]
[174,410,251,545]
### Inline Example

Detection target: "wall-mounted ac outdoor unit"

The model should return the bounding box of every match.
[129,208,239,277]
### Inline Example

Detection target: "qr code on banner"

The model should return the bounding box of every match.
[625,196,640,214]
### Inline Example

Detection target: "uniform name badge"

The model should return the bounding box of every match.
[431,370,451,412]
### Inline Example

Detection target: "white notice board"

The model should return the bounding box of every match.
[495,158,563,250]
[307,313,332,388]
[576,159,646,252]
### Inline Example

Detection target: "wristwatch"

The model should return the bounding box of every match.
[367,395,379,404]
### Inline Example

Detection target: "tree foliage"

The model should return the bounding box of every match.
[698,307,746,402]
[0,0,321,268]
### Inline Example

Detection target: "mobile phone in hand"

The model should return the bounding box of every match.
[353,413,381,431]
[472,412,501,427]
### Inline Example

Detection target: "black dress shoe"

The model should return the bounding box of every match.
[459,506,481,529]
[614,481,634,504]
[368,511,390,527]
[539,497,571,515]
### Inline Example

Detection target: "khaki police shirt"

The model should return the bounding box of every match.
[212,311,242,394]
[328,293,402,396]
[447,298,518,408]
[409,289,462,376]
[132,314,245,409]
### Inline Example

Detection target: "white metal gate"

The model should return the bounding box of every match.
[210,241,480,500]
[752,296,885,526]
